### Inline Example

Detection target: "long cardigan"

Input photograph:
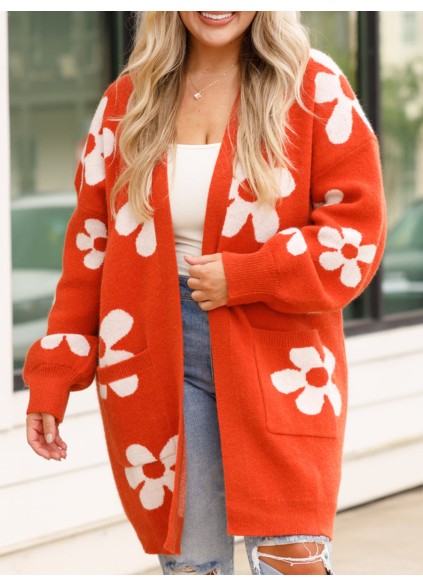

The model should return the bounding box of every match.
[23,49,387,555]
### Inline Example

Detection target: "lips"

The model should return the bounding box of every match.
[197,12,237,26]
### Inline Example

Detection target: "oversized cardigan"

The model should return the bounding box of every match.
[23,49,387,555]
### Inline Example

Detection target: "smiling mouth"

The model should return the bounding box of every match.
[198,12,236,21]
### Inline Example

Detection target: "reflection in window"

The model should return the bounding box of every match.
[9,12,113,383]
[380,12,423,314]
[302,12,357,88]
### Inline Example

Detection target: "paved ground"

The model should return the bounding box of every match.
[143,486,423,575]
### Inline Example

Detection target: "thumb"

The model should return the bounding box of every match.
[42,412,57,444]
[184,253,218,265]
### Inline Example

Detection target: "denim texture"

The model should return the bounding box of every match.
[157,275,333,575]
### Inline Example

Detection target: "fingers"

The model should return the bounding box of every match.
[184,253,220,265]
[185,254,227,310]
[26,412,68,461]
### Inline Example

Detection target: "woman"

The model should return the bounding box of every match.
[23,11,386,575]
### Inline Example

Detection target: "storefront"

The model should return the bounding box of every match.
[1,11,423,574]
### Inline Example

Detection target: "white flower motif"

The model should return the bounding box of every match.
[80,96,115,188]
[311,49,373,144]
[313,189,344,209]
[115,201,157,257]
[318,226,376,288]
[76,218,108,269]
[40,334,90,356]
[271,345,341,416]
[222,161,295,243]
[98,308,138,399]
[279,227,307,256]
[125,435,178,511]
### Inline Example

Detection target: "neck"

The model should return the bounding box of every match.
[185,40,241,76]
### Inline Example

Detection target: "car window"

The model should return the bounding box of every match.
[386,202,423,252]
[12,206,74,271]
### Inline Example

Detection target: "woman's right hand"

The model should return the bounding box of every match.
[26,412,67,461]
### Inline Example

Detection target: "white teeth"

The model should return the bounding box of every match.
[200,12,234,20]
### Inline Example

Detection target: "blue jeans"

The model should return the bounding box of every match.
[157,275,333,575]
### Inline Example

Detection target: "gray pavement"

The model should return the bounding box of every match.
[143,486,423,575]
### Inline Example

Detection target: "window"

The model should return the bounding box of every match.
[380,12,423,316]
[9,12,122,390]
[402,12,417,45]
[302,11,357,86]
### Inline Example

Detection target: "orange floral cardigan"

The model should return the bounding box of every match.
[23,49,387,555]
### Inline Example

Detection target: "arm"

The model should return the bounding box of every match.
[221,52,387,314]
[23,85,117,423]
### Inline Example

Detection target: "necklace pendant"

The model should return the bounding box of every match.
[194,91,202,100]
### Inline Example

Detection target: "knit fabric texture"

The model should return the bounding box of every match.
[23,49,387,555]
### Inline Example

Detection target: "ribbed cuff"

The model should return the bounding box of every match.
[221,244,280,306]
[25,364,76,424]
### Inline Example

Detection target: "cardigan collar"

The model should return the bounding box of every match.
[151,87,241,258]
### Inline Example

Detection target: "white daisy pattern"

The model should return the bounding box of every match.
[311,49,373,144]
[222,161,295,243]
[80,96,115,188]
[279,227,307,256]
[125,435,178,511]
[40,334,91,356]
[115,201,157,257]
[98,308,138,399]
[76,218,108,269]
[313,189,344,209]
[318,226,376,288]
[271,345,341,416]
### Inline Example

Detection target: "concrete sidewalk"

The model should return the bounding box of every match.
[143,486,423,575]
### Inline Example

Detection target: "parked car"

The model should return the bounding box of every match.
[382,198,423,314]
[12,193,76,370]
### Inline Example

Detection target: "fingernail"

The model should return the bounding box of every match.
[46,433,53,443]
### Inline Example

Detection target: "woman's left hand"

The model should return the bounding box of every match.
[184,253,228,311]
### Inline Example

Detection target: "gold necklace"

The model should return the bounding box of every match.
[189,63,238,100]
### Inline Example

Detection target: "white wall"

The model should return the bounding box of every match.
[340,322,423,507]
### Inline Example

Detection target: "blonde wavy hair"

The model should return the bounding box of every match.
[109,11,310,224]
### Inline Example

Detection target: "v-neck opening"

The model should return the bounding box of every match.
[152,89,241,266]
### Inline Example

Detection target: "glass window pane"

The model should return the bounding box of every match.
[302,11,358,87]
[9,12,113,385]
[380,11,423,315]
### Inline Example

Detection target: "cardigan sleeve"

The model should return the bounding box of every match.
[221,51,387,314]
[22,83,117,424]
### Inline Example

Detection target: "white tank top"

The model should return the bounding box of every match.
[167,142,222,276]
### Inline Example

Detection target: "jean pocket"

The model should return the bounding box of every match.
[252,327,345,439]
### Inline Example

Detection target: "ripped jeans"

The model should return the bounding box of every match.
[157,275,334,575]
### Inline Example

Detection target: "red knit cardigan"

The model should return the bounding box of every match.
[23,49,387,555]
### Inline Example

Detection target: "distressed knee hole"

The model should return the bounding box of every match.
[176,565,199,574]
[168,563,220,575]
[206,568,220,575]
[253,541,331,575]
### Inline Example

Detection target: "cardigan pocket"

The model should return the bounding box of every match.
[94,347,166,465]
[252,327,345,439]
[95,348,154,400]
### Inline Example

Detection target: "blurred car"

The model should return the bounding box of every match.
[12,193,76,369]
[382,198,423,314]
